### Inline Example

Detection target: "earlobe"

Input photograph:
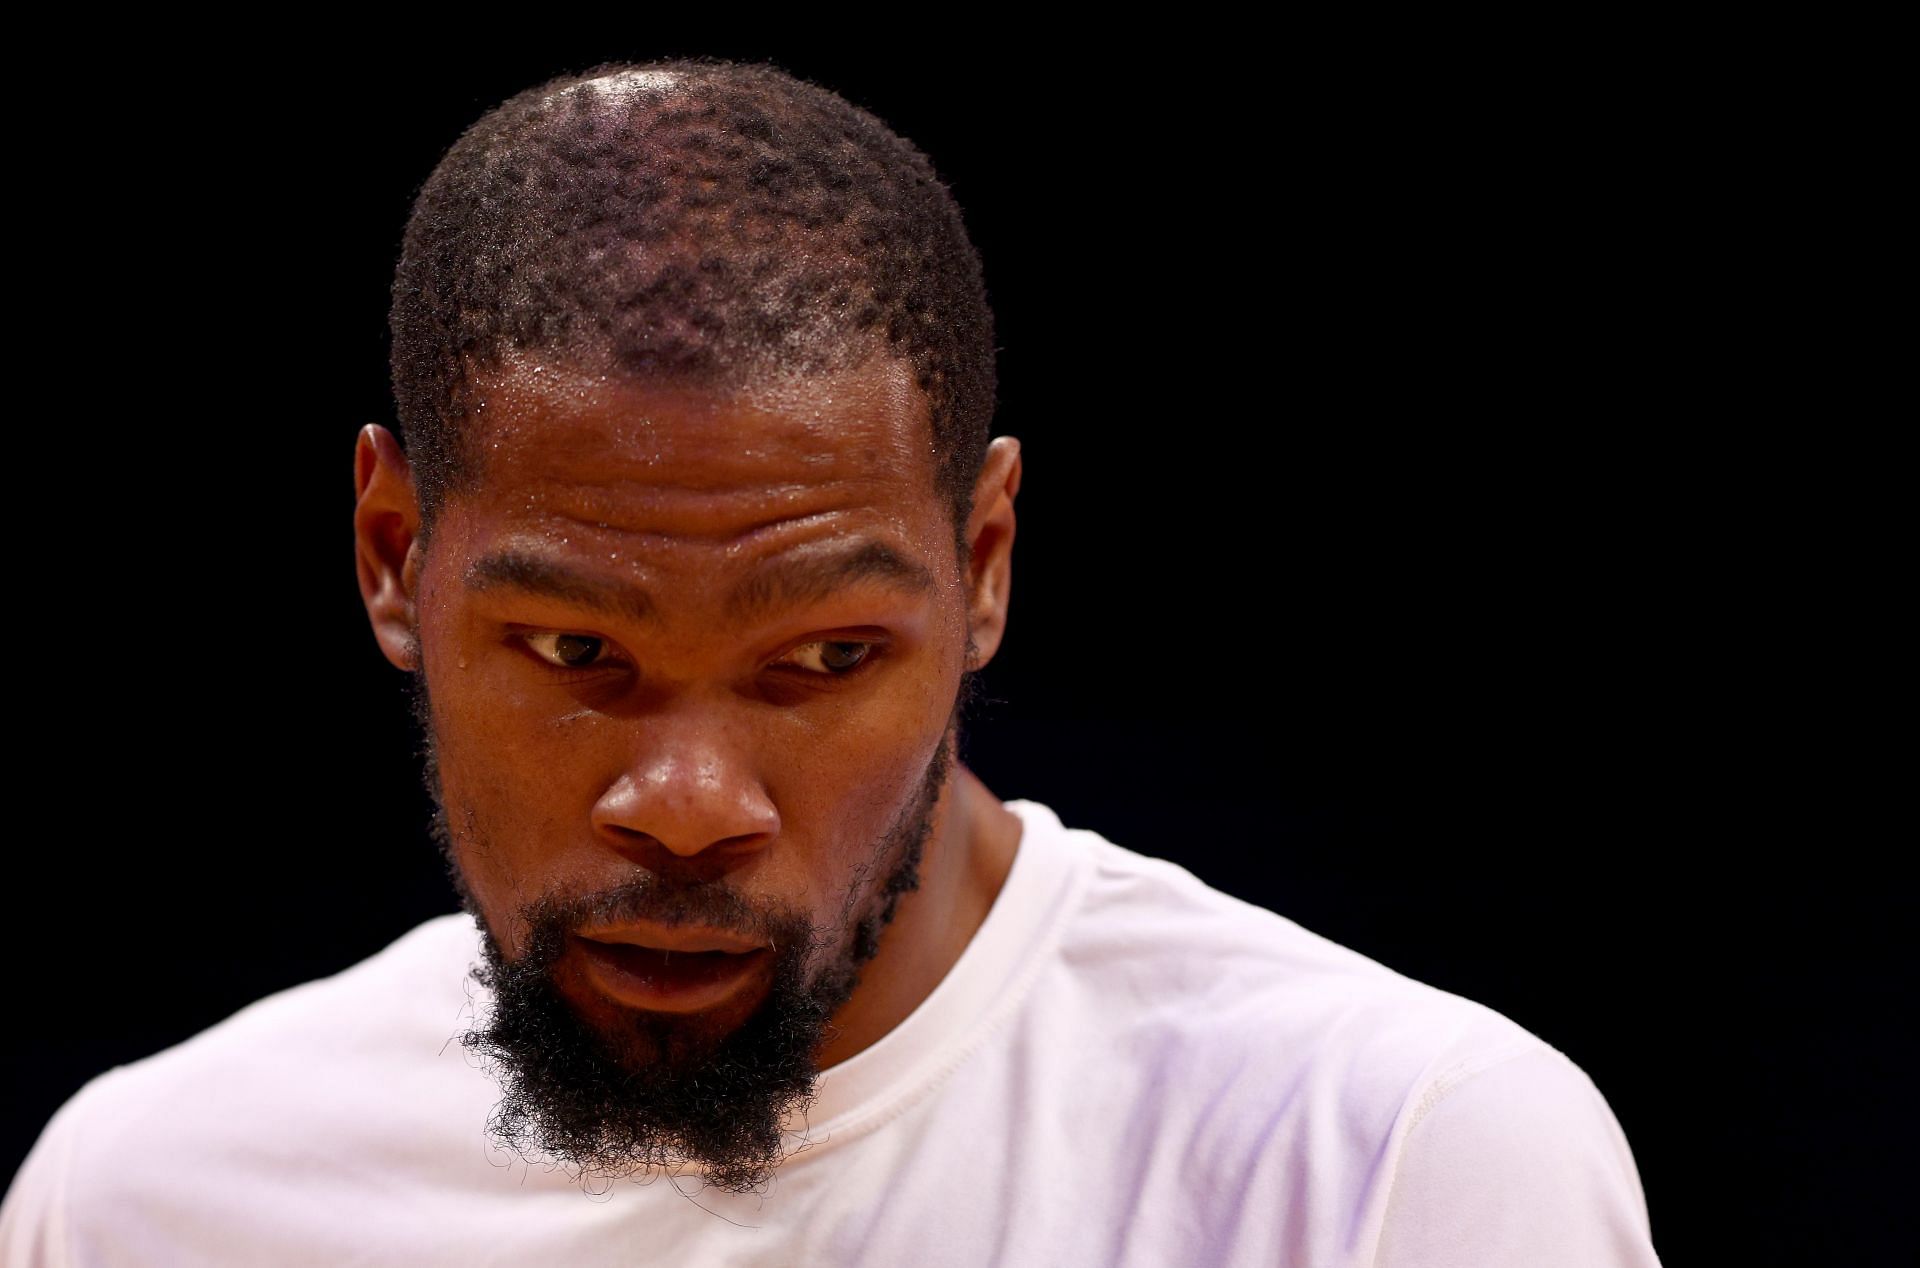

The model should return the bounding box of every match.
[353,424,425,673]
[962,437,1021,672]
[397,539,426,669]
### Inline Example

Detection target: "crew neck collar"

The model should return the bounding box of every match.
[763,796,1090,1162]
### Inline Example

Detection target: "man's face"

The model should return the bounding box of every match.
[398,347,981,1194]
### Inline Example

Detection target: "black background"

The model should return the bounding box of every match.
[6,28,1896,1267]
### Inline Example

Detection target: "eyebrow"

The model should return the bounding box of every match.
[463,537,937,627]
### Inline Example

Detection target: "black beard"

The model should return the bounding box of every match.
[406,649,987,1196]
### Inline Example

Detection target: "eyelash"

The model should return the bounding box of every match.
[512,631,887,686]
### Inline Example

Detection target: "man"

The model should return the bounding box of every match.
[2,58,1663,1266]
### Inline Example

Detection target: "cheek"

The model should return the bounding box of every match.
[777,646,957,806]
[780,677,958,897]
[424,675,598,890]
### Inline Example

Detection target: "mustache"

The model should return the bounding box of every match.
[514,871,823,970]
[562,876,759,936]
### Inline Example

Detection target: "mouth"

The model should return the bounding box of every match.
[571,934,775,1014]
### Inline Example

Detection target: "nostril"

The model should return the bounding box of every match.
[595,828,760,886]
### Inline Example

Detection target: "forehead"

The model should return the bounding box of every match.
[431,348,948,595]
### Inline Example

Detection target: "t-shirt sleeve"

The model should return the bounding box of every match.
[0,1074,106,1268]
[1370,1044,1664,1268]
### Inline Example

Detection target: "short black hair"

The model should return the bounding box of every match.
[389,57,998,562]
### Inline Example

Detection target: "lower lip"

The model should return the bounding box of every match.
[572,936,774,1013]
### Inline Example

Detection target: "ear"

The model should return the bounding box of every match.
[353,424,425,672]
[961,436,1022,671]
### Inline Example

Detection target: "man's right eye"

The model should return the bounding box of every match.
[521,632,611,669]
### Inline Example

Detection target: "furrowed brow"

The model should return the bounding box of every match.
[462,538,935,628]
[725,539,936,626]
[465,552,657,625]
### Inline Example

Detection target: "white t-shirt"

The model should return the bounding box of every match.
[2,798,1663,1266]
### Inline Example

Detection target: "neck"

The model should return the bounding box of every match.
[812,762,1023,1071]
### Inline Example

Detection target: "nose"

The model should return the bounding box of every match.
[589,701,779,873]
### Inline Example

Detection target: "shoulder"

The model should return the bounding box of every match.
[95,911,484,1089]
[1364,1042,1663,1266]
[1,913,491,1263]
[1048,824,1661,1266]
[1060,826,1544,1084]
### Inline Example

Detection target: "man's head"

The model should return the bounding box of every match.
[353,59,1020,1197]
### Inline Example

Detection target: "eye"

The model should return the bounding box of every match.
[781,639,880,677]
[521,632,614,670]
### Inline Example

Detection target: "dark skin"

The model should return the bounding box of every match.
[353,344,1025,1079]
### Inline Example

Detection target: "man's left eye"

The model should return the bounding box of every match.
[523,632,611,669]
[784,640,876,675]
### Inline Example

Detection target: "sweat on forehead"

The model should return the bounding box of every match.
[448,342,938,490]
[416,347,961,592]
